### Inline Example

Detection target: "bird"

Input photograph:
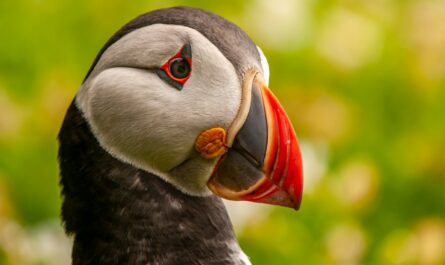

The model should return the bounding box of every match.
[58,6,303,265]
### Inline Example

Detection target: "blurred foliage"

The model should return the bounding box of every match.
[1,0,445,264]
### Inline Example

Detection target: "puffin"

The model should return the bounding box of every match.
[58,6,303,265]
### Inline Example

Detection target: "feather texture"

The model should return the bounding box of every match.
[59,102,250,265]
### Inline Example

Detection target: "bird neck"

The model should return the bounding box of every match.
[58,102,247,265]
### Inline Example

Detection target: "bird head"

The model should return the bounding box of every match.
[74,7,303,209]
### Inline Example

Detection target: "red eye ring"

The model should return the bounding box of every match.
[160,45,192,86]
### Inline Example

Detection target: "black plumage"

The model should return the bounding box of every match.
[59,102,241,265]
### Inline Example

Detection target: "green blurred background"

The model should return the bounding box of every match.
[1,0,445,264]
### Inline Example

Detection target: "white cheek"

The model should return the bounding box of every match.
[84,63,240,193]
[86,68,189,172]
[76,24,241,195]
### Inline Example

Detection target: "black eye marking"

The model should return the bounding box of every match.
[156,44,192,91]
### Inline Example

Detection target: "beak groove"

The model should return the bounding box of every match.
[207,72,303,209]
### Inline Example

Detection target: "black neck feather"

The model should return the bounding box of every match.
[58,101,240,265]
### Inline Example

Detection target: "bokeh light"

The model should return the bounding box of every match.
[1,0,444,264]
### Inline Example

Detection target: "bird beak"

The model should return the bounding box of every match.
[207,72,303,209]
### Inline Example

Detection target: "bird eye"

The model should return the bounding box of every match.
[156,44,192,91]
[169,58,190,79]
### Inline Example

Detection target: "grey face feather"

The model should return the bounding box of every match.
[77,24,242,195]
[76,7,268,197]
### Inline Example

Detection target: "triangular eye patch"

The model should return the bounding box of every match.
[156,44,192,91]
